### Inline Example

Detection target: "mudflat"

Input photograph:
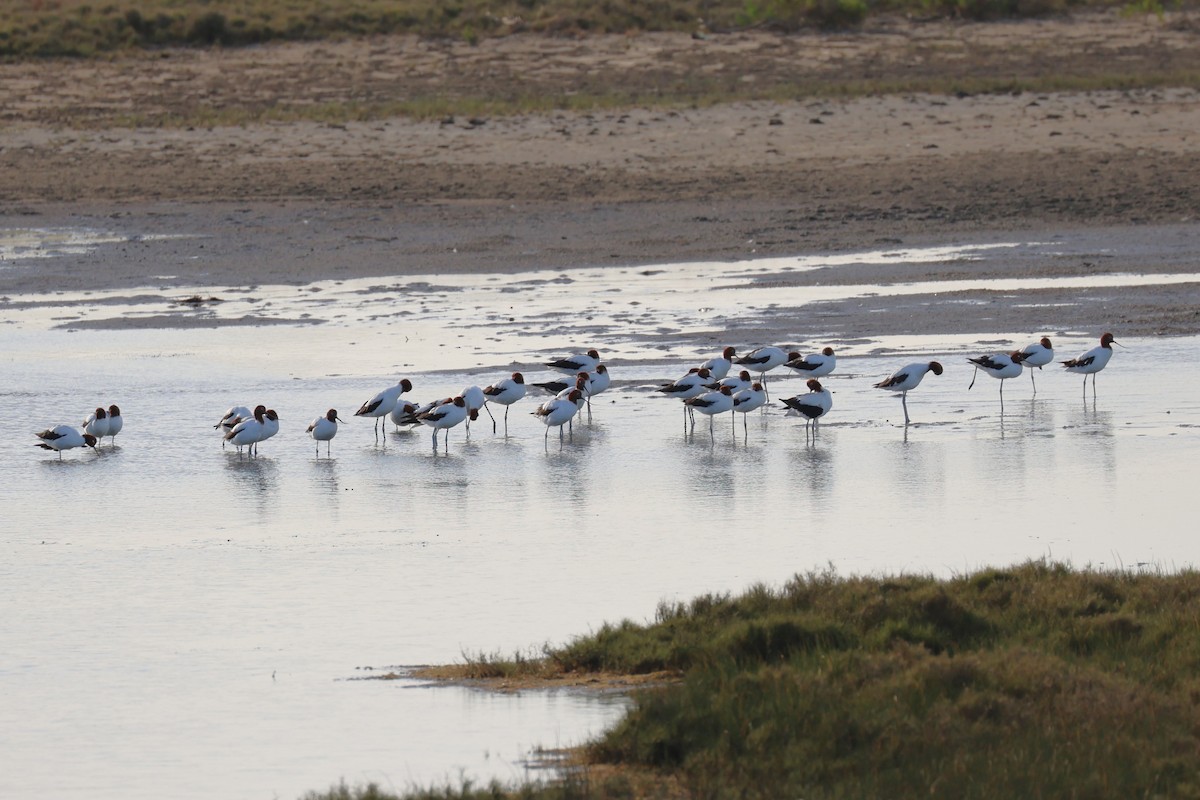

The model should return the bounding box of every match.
[2,10,1199,336]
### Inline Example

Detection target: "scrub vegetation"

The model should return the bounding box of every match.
[0,0,1183,57]
[308,560,1200,799]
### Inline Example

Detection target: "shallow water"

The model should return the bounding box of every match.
[2,230,1199,799]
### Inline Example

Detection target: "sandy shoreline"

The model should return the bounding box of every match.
[2,12,1200,338]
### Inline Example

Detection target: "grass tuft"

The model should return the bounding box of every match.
[0,0,1174,57]
[357,560,1200,799]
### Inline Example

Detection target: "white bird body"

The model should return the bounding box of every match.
[731,382,767,434]
[461,385,496,434]
[685,386,735,437]
[685,386,735,416]
[706,370,752,393]
[545,349,601,375]
[534,389,583,440]
[1062,333,1116,376]
[483,372,527,434]
[355,379,413,433]
[658,368,712,401]
[259,409,280,446]
[1062,332,1119,397]
[783,379,833,419]
[483,372,527,408]
[733,383,767,414]
[225,405,269,454]
[583,364,611,398]
[307,408,343,455]
[967,352,1025,405]
[390,399,420,428]
[784,347,837,378]
[34,425,98,458]
[216,405,253,438]
[698,346,737,381]
[1019,337,1055,368]
[534,365,608,402]
[105,404,123,444]
[1017,336,1054,392]
[875,361,944,425]
[394,399,438,427]
[734,346,799,399]
[419,396,468,448]
[462,385,487,414]
[875,362,943,395]
[553,375,589,401]
[83,407,111,440]
[783,379,832,438]
[735,346,793,375]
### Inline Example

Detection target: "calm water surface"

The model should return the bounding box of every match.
[2,231,1198,799]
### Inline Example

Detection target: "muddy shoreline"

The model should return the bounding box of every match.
[2,12,1199,338]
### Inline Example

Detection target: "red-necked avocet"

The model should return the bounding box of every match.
[533,389,583,442]
[390,399,420,431]
[784,347,837,378]
[461,385,496,437]
[34,425,98,459]
[216,405,253,446]
[355,378,413,435]
[225,405,274,456]
[545,349,601,375]
[706,369,753,393]
[1018,336,1054,392]
[782,378,832,440]
[418,396,468,450]
[307,409,344,456]
[106,404,123,445]
[734,346,798,399]
[732,382,767,434]
[874,361,944,425]
[658,367,713,426]
[684,385,735,438]
[1062,332,1121,398]
[83,407,111,442]
[483,372,526,434]
[967,350,1026,408]
[698,346,737,381]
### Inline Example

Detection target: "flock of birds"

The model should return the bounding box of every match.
[32,333,1122,458]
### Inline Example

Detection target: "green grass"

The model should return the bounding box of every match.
[311,560,1200,800]
[0,0,1169,57]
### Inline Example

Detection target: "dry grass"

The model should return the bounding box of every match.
[0,0,1153,57]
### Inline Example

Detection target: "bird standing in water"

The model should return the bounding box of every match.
[1061,332,1120,398]
[874,361,944,425]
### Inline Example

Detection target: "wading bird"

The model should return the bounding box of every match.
[1061,332,1120,398]
[307,409,344,456]
[35,425,98,459]
[355,379,413,436]
[684,385,735,439]
[782,379,832,440]
[874,362,944,425]
[482,372,526,434]
[783,347,837,379]
[1017,336,1054,393]
[967,351,1026,409]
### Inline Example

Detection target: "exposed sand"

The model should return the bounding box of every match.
[1,10,1199,338]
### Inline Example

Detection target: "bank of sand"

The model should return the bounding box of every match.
[1,10,1199,340]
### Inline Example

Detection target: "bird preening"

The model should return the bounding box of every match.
[33,334,1124,460]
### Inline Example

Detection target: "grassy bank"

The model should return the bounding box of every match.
[309,561,1200,800]
[0,0,1165,57]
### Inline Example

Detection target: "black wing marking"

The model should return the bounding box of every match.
[875,371,909,389]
